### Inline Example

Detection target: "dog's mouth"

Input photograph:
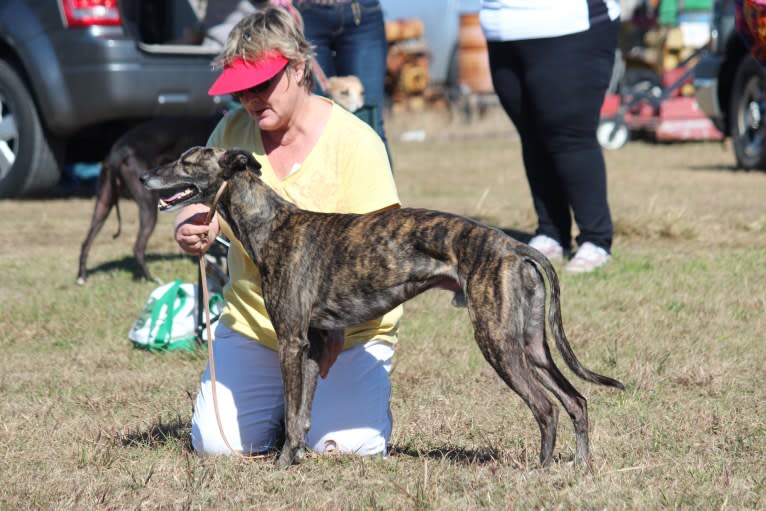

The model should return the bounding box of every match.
[158,185,199,211]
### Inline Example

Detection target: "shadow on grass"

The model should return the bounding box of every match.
[86,253,192,281]
[118,416,193,452]
[390,444,577,468]
[687,163,742,173]
[389,444,506,466]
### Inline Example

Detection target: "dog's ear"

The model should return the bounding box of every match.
[219,148,261,180]
[219,149,250,180]
[220,149,262,179]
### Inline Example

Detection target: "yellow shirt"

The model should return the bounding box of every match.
[208,100,402,351]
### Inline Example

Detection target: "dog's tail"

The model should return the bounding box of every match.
[520,245,625,390]
[112,196,122,239]
[110,165,122,240]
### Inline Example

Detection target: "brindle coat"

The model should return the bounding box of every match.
[141,147,624,468]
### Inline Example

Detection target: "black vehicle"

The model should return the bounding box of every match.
[0,0,225,198]
[694,0,766,169]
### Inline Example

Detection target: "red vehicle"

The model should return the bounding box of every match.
[598,48,724,149]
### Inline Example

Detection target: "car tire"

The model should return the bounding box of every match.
[0,59,60,198]
[729,55,766,170]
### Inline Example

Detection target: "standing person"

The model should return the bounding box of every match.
[480,1,621,273]
[295,0,389,148]
[174,7,401,457]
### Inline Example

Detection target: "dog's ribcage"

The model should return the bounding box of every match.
[225,188,513,331]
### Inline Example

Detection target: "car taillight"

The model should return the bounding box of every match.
[60,0,121,28]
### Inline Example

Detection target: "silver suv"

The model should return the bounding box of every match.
[0,0,225,197]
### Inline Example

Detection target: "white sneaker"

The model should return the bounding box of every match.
[565,242,610,274]
[528,234,564,262]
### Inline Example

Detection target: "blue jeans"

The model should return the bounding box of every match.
[297,0,388,147]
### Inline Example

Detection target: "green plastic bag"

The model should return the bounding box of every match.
[128,279,222,352]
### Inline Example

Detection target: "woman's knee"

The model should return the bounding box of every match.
[191,406,281,457]
[309,426,390,456]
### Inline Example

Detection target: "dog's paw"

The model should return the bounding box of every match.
[276,445,308,468]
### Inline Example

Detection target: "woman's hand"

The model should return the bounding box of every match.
[174,204,221,255]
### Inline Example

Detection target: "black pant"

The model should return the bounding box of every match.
[487,20,619,252]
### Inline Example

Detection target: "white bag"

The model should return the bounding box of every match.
[128,279,223,352]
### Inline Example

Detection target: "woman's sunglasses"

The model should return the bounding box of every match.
[233,67,286,99]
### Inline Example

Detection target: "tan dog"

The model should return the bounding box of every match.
[326,75,365,112]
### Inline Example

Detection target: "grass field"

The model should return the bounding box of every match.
[1,115,765,509]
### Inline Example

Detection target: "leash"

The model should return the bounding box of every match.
[198,181,243,456]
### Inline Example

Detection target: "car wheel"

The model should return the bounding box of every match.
[597,117,630,149]
[0,59,60,198]
[729,56,766,170]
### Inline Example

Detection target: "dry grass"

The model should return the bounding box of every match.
[0,108,764,509]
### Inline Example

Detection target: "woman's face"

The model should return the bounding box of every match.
[237,63,306,132]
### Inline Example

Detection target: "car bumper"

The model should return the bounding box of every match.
[694,54,725,130]
[30,27,223,135]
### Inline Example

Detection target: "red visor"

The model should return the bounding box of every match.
[208,52,289,96]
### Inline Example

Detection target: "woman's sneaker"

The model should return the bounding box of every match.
[565,242,610,274]
[528,234,564,262]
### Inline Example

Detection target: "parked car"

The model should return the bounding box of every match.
[0,0,225,198]
[693,0,766,169]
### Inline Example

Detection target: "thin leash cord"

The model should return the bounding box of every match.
[198,181,242,457]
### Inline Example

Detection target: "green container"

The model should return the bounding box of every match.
[659,0,714,25]
[354,104,379,130]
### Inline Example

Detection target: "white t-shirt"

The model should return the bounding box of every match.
[480,0,621,41]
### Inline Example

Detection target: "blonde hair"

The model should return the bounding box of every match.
[214,7,315,90]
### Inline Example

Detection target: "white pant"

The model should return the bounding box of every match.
[191,324,395,457]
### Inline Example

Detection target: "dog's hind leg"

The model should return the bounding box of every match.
[530,345,590,466]
[519,261,592,466]
[470,319,560,467]
[466,263,563,466]
[491,334,560,466]
[133,197,158,282]
[77,164,117,284]
[124,160,159,282]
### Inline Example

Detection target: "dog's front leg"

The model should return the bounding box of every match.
[277,332,321,468]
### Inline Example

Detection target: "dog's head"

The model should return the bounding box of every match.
[140,147,261,212]
[326,75,365,112]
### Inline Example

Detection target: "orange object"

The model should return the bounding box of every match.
[458,13,493,94]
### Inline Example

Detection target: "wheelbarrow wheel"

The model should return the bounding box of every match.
[597,117,629,150]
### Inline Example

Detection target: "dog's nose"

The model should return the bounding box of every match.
[139,173,149,184]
